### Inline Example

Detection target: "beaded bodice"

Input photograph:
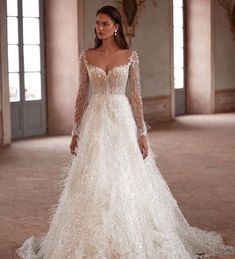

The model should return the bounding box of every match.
[72,49,147,137]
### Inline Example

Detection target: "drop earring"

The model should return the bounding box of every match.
[114,29,117,36]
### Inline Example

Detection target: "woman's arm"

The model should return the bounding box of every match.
[128,50,147,137]
[128,50,148,159]
[71,51,89,138]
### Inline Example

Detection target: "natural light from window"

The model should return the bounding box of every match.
[173,0,184,89]
[7,0,42,102]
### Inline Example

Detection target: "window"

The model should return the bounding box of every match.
[7,0,42,102]
[173,0,184,89]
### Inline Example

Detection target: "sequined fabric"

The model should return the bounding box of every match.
[16,50,235,259]
[72,50,147,137]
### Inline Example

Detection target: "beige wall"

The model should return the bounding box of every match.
[186,0,235,114]
[213,1,235,112]
[186,0,213,114]
[45,0,79,135]
[134,0,172,98]
[214,1,235,91]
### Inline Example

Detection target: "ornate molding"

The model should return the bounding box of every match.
[217,0,235,40]
[116,0,157,45]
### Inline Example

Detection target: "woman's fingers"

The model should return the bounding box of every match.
[142,145,148,159]
[139,136,148,159]
[70,138,78,156]
[71,147,77,156]
[142,139,148,159]
[70,145,74,155]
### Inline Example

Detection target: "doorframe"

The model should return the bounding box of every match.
[169,0,175,119]
[0,0,11,145]
[9,0,47,139]
[172,0,187,117]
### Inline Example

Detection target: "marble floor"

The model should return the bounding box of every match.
[0,113,235,259]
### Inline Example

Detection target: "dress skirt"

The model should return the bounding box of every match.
[17,94,235,259]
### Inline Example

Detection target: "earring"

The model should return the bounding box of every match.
[114,29,117,36]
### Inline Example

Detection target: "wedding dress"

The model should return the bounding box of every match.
[17,50,235,259]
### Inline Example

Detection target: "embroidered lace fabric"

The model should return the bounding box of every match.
[16,50,235,259]
[71,50,147,137]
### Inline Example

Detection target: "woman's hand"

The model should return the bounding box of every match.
[139,135,148,159]
[70,135,78,156]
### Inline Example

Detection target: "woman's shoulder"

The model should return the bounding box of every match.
[84,47,137,55]
[117,49,139,65]
[78,48,96,64]
[127,49,139,64]
[79,48,95,56]
[83,48,106,63]
[80,48,94,58]
[120,48,138,56]
[84,48,96,55]
[79,48,139,63]
[119,48,139,63]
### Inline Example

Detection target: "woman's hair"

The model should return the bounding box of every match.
[94,5,129,49]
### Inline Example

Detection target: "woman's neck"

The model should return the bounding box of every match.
[99,37,120,53]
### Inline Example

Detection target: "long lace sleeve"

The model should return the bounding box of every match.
[71,51,89,137]
[128,51,147,137]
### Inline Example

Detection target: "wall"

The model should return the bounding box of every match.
[45,0,79,135]
[186,0,213,114]
[186,0,235,114]
[214,1,235,112]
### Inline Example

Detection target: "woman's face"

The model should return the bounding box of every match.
[95,13,119,40]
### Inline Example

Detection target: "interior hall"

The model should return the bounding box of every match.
[0,0,234,258]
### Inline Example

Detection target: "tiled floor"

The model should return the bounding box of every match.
[1,113,235,259]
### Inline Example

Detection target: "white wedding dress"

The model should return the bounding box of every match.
[17,50,235,259]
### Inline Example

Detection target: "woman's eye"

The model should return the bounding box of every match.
[95,21,109,27]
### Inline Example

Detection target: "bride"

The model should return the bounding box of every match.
[17,5,235,259]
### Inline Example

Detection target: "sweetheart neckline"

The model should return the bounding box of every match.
[86,63,130,76]
[83,49,135,76]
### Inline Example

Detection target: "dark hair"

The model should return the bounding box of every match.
[94,5,129,49]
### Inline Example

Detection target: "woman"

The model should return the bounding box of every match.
[17,5,235,259]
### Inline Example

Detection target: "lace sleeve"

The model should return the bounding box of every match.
[71,51,89,137]
[128,50,147,137]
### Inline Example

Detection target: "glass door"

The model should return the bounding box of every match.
[173,0,185,115]
[7,0,46,138]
